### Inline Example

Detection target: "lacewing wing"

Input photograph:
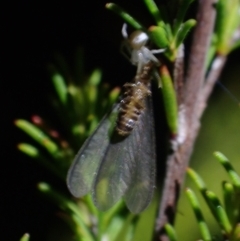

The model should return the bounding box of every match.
[67,25,159,213]
[67,90,156,213]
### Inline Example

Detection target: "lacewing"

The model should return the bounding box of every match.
[67,25,161,213]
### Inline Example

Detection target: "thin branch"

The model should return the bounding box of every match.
[173,44,185,105]
[156,0,217,239]
[198,55,227,117]
[184,0,217,123]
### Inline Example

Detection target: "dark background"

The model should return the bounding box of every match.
[2,1,240,241]
[1,1,150,240]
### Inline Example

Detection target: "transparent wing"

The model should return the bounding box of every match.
[93,95,156,212]
[66,104,119,197]
[92,130,136,210]
[124,97,156,213]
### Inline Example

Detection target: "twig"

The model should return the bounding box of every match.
[198,55,227,117]
[156,0,217,239]
[173,44,185,105]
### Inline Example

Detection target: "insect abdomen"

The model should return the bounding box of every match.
[116,81,150,136]
[116,63,153,136]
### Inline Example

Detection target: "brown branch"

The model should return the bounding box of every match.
[198,55,227,117]
[173,44,185,106]
[156,0,217,239]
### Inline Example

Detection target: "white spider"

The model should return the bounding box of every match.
[121,23,165,73]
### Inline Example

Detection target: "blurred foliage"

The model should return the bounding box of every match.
[185,151,240,241]
[15,0,240,240]
[173,151,240,241]
[206,0,240,68]
[19,233,30,241]
[15,47,160,240]
[175,68,240,240]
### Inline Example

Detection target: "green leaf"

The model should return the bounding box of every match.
[19,233,30,241]
[68,84,85,116]
[187,168,220,223]
[18,143,39,157]
[148,25,169,48]
[159,65,178,135]
[86,85,98,113]
[113,214,135,241]
[106,3,144,30]
[51,71,68,105]
[89,69,102,86]
[82,194,98,216]
[164,223,178,241]
[205,190,232,234]
[214,152,240,190]
[215,0,240,55]
[143,0,163,26]
[109,87,121,106]
[187,168,207,191]
[186,188,212,241]
[17,143,65,179]
[15,120,59,155]
[232,223,240,241]
[174,19,196,49]
[222,182,239,226]
[102,200,125,229]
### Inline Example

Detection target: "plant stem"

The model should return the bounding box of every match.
[155,1,218,239]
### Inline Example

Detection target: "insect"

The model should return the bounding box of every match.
[67,24,163,213]
[121,23,163,73]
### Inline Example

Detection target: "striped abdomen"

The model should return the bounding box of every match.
[116,63,153,136]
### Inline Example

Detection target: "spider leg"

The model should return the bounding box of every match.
[152,68,162,87]
[136,53,144,73]
[122,23,128,39]
[151,48,166,54]
[142,47,160,65]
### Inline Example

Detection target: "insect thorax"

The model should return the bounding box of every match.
[116,64,153,136]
